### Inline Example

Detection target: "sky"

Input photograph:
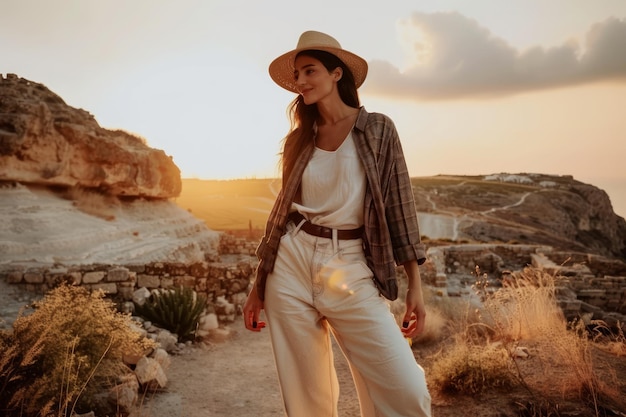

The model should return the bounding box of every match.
[2,0,626,217]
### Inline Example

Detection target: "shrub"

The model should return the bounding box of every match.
[428,266,626,413]
[474,266,565,342]
[429,336,517,395]
[0,284,155,417]
[134,286,207,342]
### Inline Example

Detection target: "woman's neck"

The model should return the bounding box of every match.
[316,101,358,126]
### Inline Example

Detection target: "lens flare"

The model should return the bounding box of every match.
[325,269,355,295]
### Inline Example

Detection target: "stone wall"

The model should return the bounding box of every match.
[3,237,626,327]
[1,260,256,317]
[219,232,259,257]
[422,244,626,323]
[420,244,552,289]
[1,231,261,325]
[439,244,553,275]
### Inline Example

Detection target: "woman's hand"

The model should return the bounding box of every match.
[401,288,426,339]
[401,260,426,339]
[243,284,266,332]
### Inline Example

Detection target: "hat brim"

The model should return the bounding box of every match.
[269,46,368,94]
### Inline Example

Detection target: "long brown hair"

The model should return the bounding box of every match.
[280,49,361,186]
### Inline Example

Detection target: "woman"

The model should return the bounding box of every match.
[243,30,432,417]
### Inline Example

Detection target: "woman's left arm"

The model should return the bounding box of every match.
[401,259,426,338]
[378,114,427,334]
[382,118,426,266]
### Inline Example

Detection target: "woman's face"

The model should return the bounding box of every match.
[293,54,341,105]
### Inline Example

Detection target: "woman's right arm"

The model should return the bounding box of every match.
[243,280,266,332]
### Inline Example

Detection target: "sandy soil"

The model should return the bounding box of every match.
[138,314,626,417]
[140,317,363,417]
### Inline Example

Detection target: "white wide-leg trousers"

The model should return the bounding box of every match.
[264,223,431,417]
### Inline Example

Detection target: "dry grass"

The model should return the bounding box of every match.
[430,337,517,395]
[0,284,155,417]
[590,320,626,357]
[419,266,626,415]
[471,266,567,342]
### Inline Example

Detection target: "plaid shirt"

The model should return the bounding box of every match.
[254,107,426,301]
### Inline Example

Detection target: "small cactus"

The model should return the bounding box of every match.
[135,286,207,342]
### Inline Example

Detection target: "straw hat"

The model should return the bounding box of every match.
[268,30,368,93]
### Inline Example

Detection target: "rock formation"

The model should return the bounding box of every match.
[0,74,180,198]
[0,74,218,267]
[0,182,220,266]
[411,173,626,261]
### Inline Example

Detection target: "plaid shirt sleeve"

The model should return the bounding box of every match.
[384,124,426,265]
[358,109,425,263]
[355,109,426,299]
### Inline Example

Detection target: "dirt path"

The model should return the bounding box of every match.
[5,277,622,416]
[0,279,356,417]
[141,317,361,417]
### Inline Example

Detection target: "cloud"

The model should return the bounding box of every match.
[364,12,626,100]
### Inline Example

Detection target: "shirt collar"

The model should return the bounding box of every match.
[354,106,368,132]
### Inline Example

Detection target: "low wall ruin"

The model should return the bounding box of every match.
[2,236,625,328]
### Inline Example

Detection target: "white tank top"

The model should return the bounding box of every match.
[291,131,366,229]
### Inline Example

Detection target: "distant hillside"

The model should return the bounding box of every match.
[175,178,278,232]
[178,173,626,261]
[412,173,626,260]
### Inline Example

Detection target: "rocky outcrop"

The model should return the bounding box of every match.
[569,182,626,257]
[0,74,180,198]
[413,173,626,261]
[0,182,219,267]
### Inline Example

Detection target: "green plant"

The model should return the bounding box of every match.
[134,286,207,342]
[0,284,155,417]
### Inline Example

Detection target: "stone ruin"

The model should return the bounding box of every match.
[4,236,625,332]
[423,243,626,329]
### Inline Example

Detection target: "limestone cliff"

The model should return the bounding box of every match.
[0,74,180,198]
[0,182,220,266]
[0,74,217,268]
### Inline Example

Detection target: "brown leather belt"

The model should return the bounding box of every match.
[288,212,364,240]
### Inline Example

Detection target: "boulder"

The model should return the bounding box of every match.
[0,74,181,198]
[108,373,140,413]
[135,356,168,390]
